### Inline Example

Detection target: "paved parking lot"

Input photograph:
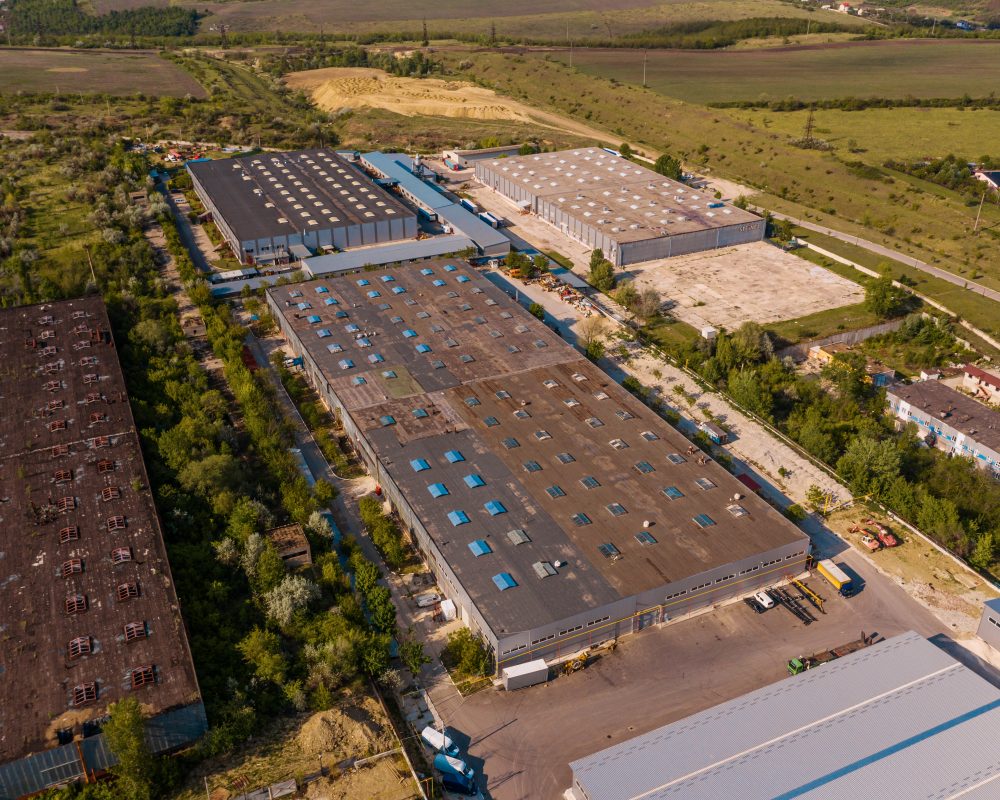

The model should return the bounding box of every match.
[443,549,950,800]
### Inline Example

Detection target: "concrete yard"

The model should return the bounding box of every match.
[621,241,864,330]
[443,552,958,800]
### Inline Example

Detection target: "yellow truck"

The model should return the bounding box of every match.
[816,558,854,597]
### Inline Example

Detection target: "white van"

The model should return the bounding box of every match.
[421,726,461,758]
[754,591,776,609]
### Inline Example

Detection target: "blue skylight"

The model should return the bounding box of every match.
[324,297,339,306]
[380,274,395,282]
[447,510,470,526]
[469,539,492,557]
[457,275,471,283]
[432,279,446,287]
[444,265,458,272]
[402,329,417,338]
[492,572,517,591]
[444,450,465,464]
[357,279,370,286]
[306,315,321,324]
[367,290,381,298]
[316,329,331,338]
[415,344,432,354]
[484,500,507,516]
[463,474,485,488]
[410,458,430,472]
[351,376,367,386]
[412,408,429,418]
[428,483,449,498]
[392,286,406,295]
[380,415,396,427]
[368,353,384,363]
[315,286,329,294]
[420,268,434,276]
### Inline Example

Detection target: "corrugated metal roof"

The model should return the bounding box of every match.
[570,633,1000,800]
[303,235,475,275]
[435,203,511,252]
[361,152,453,210]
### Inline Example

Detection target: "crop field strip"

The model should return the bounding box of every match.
[544,40,1000,104]
[0,49,207,97]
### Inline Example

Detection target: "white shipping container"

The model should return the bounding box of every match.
[502,658,549,690]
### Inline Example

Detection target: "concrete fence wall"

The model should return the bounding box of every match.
[777,319,906,362]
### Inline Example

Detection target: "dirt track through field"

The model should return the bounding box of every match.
[285,66,619,142]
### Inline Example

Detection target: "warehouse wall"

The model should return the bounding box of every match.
[497,540,809,668]
[977,603,1000,652]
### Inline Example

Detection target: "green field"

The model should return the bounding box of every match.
[93,0,869,38]
[546,40,1000,103]
[730,106,1000,162]
[0,49,207,97]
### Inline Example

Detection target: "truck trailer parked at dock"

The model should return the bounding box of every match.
[816,558,854,597]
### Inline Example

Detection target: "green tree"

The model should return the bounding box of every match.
[805,484,827,512]
[864,275,909,319]
[367,584,397,636]
[586,338,606,361]
[400,636,431,677]
[653,153,683,180]
[103,697,154,800]
[619,142,633,159]
[528,302,545,320]
[238,627,288,684]
[969,531,996,572]
[589,249,606,270]
[589,259,616,292]
[836,436,901,498]
[727,368,773,418]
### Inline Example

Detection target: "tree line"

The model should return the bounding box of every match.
[6,0,200,39]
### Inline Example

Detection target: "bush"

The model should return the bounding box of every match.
[441,628,491,677]
[528,302,545,320]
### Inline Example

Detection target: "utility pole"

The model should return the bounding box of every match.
[802,104,816,148]
[973,189,987,233]
[642,49,647,88]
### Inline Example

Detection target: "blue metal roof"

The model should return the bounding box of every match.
[361,152,453,210]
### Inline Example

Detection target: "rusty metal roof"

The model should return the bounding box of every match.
[0,296,201,763]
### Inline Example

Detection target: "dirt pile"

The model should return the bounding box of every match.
[284,67,534,121]
[297,697,393,761]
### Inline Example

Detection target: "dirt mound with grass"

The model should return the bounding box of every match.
[285,66,534,121]
[297,696,393,761]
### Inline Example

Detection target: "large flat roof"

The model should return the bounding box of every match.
[477,147,761,242]
[0,297,200,763]
[888,379,1000,453]
[188,149,413,242]
[570,631,1000,800]
[267,262,804,634]
[303,235,475,276]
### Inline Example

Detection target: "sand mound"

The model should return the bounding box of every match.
[46,67,87,73]
[297,698,393,760]
[285,66,533,121]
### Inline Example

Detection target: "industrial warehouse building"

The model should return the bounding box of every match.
[886,380,1000,477]
[267,262,808,670]
[977,597,1000,652]
[569,632,1000,800]
[188,149,418,265]
[0,298,205,799]
[474,147,764,266]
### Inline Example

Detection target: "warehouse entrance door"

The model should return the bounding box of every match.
[633,607,660,633]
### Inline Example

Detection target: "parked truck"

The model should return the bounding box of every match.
[434,753,477,795]
[787,634,876,675]
[816,558,854,597]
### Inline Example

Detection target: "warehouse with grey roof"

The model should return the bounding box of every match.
[475,147,764,266]
[0,297,205,799]
[569,631,1000,800]
[267,262,808,670]
[188,149,417,265]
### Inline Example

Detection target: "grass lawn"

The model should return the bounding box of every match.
[792,227,1000,352]
[731,106,1000,164]
[642,314,701,352]
[0,50,206,97]
[764,302,881,346]
[547,40,1000,104]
